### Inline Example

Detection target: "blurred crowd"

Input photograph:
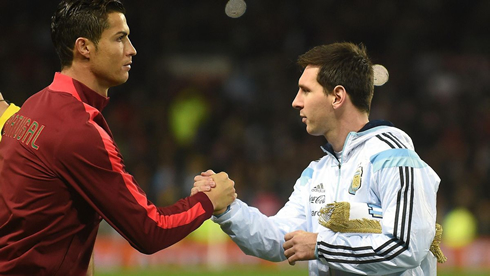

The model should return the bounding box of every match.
[1,0,489,236]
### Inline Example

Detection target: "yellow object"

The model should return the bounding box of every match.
[0,104,20,142]
[430,223,447,263]
[169,88,209,147]
[319,201,447,263]
[442,207,477,249]
[319,202,382,234]
[189,219,228,244]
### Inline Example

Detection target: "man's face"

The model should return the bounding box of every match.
[292,65,335,137]
[89,12,136,89]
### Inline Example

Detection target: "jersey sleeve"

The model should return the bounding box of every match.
[0,104,20,142]
[316,148,440,274]
[54,110,213,254]
[212,168,311,262]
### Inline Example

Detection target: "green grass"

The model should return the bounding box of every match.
[440,273,489,276]
[97,266,307,276]
[96,266,490,276]
[98,270,305,276]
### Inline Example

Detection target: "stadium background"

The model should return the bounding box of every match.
[1,0,489,275]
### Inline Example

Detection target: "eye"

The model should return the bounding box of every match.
[116,34,128,42]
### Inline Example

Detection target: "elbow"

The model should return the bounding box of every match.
[401,244,431,269]
[133,243,160,255]
[131,239,175,255]
[404,255,423,269]
[137,247,160,255]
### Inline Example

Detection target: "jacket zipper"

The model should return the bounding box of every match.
[335,163,341,201]
[334,132,353,201]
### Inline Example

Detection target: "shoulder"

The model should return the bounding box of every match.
[41,96,110,159]
[358,126,425,171]
[363,126,415,153]
[369,147,427,173]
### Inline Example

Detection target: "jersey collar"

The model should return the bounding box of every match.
[48,72,110,111]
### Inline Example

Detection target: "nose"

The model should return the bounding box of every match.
[127,38,137,56]
[292,90,303,110]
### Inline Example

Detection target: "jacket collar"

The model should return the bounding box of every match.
[48,72,110,111]
[321,120,394,160]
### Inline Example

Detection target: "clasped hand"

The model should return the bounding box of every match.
[191,169,237,215]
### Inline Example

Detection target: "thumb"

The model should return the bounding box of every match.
[201,169,216,176]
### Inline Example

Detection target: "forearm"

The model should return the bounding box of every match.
[96,190,214,254]
[57,128,214,254]
[213,200,303,262]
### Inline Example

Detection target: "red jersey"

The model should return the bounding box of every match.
[0,73,213,275]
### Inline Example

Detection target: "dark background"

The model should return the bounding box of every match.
[1,0,489,235]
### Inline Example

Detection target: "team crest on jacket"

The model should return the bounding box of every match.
[348,165,363,195]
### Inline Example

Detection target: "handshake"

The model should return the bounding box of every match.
[191,170,237,216]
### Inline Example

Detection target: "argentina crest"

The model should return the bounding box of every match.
[348,165,363,195]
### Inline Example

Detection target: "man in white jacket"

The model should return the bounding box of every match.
[194,42,440,275]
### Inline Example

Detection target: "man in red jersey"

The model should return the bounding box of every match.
[0,1,236,275]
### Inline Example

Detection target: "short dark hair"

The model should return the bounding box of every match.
[51,0,126,69]
[297,42,374,113]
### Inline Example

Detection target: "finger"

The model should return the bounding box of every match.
[214,171,228,179]
[194,178,215,186]
[288,256,296,266]
[198,178,215,188]
[190,187,199,196]
[193,180,202,188]
[201,169,216,176]
[285,250,298,266]
[284,231,295,241]
[193,181,212,191]
[192,186,204,193]
[194,175,213,182]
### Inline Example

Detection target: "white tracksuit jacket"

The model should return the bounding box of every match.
[212,121,441,276]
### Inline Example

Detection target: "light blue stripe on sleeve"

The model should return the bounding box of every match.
[299,167,313,186]
[370,148,427,172]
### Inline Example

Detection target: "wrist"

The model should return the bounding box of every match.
[213,205,230,217]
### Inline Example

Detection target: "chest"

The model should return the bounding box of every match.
[307,157,379,228]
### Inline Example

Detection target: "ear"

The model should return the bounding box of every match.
[73,37,93,60]
[332,85,347,109]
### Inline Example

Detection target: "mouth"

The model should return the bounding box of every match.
[123,62,132,70]
[300,115,306,123]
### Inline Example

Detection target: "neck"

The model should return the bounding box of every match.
[61,66,109,97]
[325,112,369,152]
